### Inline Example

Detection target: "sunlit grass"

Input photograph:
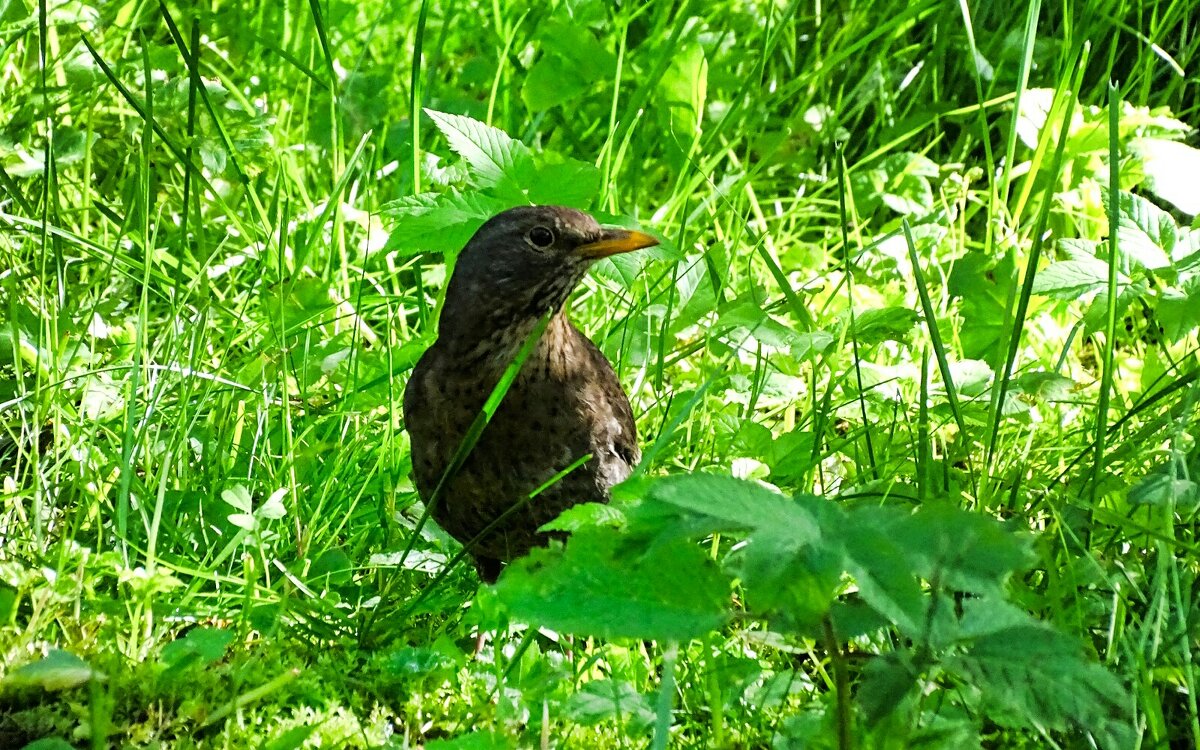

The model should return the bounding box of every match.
[2,0,1199,747]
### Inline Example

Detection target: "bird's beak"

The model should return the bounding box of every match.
[575,228,660,260]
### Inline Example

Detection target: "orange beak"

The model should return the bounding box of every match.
[575,228,660,260]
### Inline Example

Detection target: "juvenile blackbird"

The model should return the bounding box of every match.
[403,205,659,582]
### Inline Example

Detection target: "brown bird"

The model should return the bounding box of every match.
[403,205,659,582]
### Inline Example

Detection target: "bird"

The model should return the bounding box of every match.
[402,205,659,583]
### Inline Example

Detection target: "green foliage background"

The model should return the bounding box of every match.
[1,0,1199,747]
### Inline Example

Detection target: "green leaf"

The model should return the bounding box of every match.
[7,649,100,690]
[620,473,819,541]
[836,511,927,636]
[221,485,253,513]
[947,625,1133,749]
[495,528,729,641]
[263,725,321,750]
[889,504,1034,596]
[524,155,602,208]
[382,191,511,255]
[1013,371,1075,401]
[20,739,77,750]
[425,731,511,750]
[857,652,919,726]
[658,41,708,142]
[1032,257,1117,299]
[309,548,355,586]
[854,306,920,345]
[258,488,288,520]
[539,502,626,532]
[522,21,615,111]
[1128,472,1199,508]
[948,249,1016,359]
[424,109,535,198]
[1157,277,1200,339]
[565,679,655,731]
[160,627,235,669]
[1117,192,1174,270]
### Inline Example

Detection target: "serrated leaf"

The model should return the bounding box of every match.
[1128,472,1199,507]
[495,528,729,641]
[854,306,920,345]
[565,679,655,730]
[424,109,535,198]
[1117,192,1174,270]
[948,625,1133,750]
[382,191,511,255]
[1157,277,1200,338]
[522,21,615,111]
[540,502,626,532]
[619,473,819,541]
[1031,258,1114,299]
[425,731,511,750]
[837,513,927,636]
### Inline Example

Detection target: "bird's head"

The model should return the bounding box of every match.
[437,205,658,351]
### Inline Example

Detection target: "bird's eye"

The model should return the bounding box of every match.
[528,226,555,248]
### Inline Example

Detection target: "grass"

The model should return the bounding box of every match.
[2,0,1200,747]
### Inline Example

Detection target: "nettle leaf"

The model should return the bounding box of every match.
[947,624,1133,750]
[619,473,819,541]
[738,529,842,630]
[1117,192,1174,270]
[1128,472,1199,508]
[857,652,920,726]
[424,109,535,198]
[836,511,927,637]
[1174,227,1200,269]
[539,502,626,532]
[565,679,655,731]
[425,731,510,750]
[887,505,1034,596]
[382,191,511,255]
[1032,256,1118,299]
[495,528,729,641]
[1081,279,1147,334]
[714,301,802,349]
[854,306,920,345]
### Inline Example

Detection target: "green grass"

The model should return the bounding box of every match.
[2,0,1200,747]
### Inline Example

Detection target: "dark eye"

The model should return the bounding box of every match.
[528,226,555,248]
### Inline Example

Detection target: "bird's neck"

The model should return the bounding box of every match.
[438,307,577,375]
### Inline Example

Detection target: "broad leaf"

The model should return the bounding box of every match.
[495,528,729,641]
[424,109,535,198]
